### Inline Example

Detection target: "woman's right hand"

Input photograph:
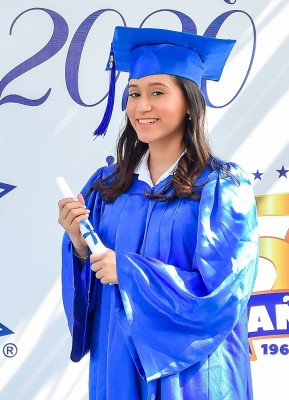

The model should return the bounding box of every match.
[58,194,89,257]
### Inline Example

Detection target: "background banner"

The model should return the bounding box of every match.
[1,1,288,399]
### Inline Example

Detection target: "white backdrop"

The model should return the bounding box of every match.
[1,1,289,399]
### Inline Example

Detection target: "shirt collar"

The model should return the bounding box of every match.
[134,150,185,188]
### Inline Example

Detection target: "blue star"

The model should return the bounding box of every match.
[252,170,263,180]
[0,182,17,198]
[276,166,289,178]
[0,323,14,337]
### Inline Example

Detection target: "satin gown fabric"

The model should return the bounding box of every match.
[62,162,259,400]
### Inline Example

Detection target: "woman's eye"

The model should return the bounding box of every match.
[128,92,139,98]
[152,90,163,96]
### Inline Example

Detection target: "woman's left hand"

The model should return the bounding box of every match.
[90,249,118,285]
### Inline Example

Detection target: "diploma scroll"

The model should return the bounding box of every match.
[56,177,107,256]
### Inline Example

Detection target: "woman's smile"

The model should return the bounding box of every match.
[137,118,159,126]
[137,118,159,128]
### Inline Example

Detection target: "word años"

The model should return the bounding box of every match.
[248,299,289,334]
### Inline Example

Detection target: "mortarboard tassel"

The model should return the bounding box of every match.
[93,47,116,137]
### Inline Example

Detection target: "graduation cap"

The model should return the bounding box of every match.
[94,26,236,137]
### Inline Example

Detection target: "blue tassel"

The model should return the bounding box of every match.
[121,84,128,111]
[93,48,116,137]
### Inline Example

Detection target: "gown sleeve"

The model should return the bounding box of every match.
[61,167,105,362]
[115,163,259,382]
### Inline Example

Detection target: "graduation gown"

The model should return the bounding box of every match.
[61,162,259,400]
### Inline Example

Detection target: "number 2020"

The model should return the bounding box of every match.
[0,8,256,109]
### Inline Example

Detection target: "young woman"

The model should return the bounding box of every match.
[58,27,259,400]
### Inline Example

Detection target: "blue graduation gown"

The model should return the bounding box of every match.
[62,162,259,400]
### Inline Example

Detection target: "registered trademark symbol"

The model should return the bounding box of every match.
[3,343,17,358]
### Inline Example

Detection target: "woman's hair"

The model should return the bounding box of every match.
[90,76,224,202]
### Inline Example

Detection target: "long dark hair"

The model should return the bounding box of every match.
[91,76,225,202]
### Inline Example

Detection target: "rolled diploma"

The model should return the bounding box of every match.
[56,176,107,255]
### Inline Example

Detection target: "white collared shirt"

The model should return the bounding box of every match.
[134,150,184,188]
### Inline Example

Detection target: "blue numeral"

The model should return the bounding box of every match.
[0,8,68,106]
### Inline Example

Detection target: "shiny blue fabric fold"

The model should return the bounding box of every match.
[61,163,259,400]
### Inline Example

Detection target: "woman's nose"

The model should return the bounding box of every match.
[136,97,153,113]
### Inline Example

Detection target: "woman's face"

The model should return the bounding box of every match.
[126,74,188,147]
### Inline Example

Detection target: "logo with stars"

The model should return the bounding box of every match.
[248,192,289,361]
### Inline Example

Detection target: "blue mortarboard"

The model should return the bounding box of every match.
[94,27,236,137]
